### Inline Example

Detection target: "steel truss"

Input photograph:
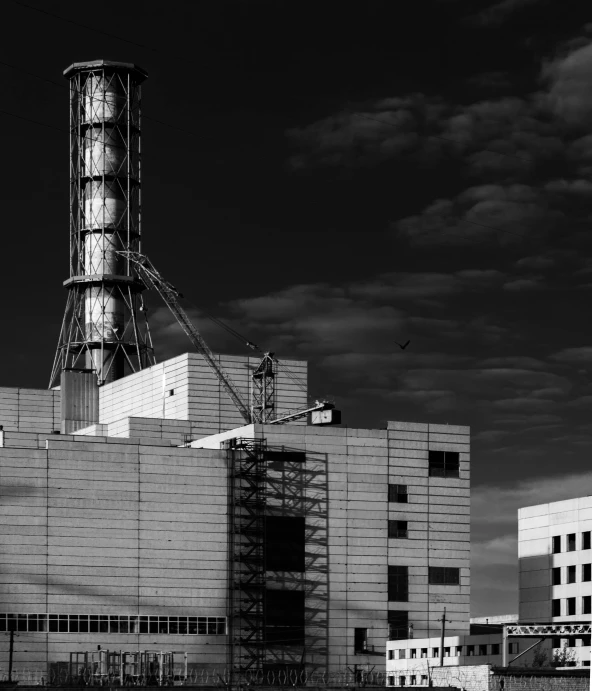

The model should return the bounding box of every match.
[251,354,275,423]
[506,623,592,637]
[227,438,268,687]
[50,61,155,387]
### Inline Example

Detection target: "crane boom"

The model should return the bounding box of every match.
[119,251,252,423]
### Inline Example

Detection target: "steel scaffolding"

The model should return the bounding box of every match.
[227,437,267,687]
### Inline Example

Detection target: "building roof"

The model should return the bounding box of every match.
[63,60,148,82]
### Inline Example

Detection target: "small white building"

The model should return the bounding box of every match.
[386,631,539,686]
[519,496,592,667]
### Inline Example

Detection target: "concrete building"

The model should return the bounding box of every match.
[0,354,471,681]
[519,496,592,667]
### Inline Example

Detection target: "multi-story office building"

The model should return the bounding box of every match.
[0,354,470,680]
[519,496,592,667]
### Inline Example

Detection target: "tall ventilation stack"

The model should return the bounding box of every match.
[50,60,155,392]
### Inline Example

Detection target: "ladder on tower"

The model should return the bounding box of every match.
[227,438,267,686]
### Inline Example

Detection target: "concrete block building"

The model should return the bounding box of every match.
[519,496,592,667]
[0,352,470,681]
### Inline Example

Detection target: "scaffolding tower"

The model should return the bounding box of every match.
[227,438,268,687]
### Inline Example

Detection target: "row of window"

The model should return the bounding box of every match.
[0,614,227,635]
[388,675,427,686]
[552,563,591,584]
[388,642,506,660]
[552,532,591,554]
[388,567,460,602]
[552,596,592,617]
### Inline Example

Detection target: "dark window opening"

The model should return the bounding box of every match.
[388,611,408,640]
[265,516,305,572]
[568,565,576,584]
[552,567,561,585]
[428,567,460,585]
[491,643,500,655]
[568,533,576,552]
[265,589,305,646]
[552,535,561,553]
[567,597,576,616]
[388,566,409,602]
[264,450,306,463]
[428,450,460,478]
[552,599,561,617]
[388,484,408,503]
[354,628,368,654]
[388,520,408,539]
[584,531,591,550]
[583,596,591,615]
[584,564,592,582]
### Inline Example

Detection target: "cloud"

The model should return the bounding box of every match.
[502,278,542,291]
[543,40,592,125]
[466,0,543,26]
[550,347,592,364]
[515,255,555,269]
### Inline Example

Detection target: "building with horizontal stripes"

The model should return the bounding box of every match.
[0,352,470,681]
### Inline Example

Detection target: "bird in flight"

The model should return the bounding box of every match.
[395,340,410,350]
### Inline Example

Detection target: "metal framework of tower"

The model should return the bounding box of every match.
[227,438,268,686]
[50,60,155,388]
[251,354,275,423]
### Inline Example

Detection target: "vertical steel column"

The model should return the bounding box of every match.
[251,354,275,423]
[50,60,155,388]
[228,438,267,688]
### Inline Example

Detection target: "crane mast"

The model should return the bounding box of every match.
[118,251,336,427]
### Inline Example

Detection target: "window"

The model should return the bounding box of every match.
[387,676,394,687]
[552,599,561,617]
[388,484,408,503]
[428,450,460,478]
[354,628,368,654]
[552,637,561,648]
[399,677,405,687]
[398,649,406,660]
[478,644,487,656]
[568,565,576,584]
[265,589,305,645]
[264,450,306,463]
[491,643,500,655]
[567,597,576,616]
[568,533,576,552]
[388,650,394,660]
[552,567,561,585]
[432,647,439,658]
[509,643,519,654]
[388,566,409,602]
[444,647,450,657]
[455,646,463,656]
[410,649,417,659]
[409,676,416,686]
[584,531,591,550]
[388,611,408,640]
[466,645,474,656]
[552,535,561,553]
[265,516,305,571]
[420,648,427,658]
[0,613,225,634]
[583,597,591,615]
[428,567,460,585]
[421,676,428,685]
[584,564,592,582]
[388,520,408,539]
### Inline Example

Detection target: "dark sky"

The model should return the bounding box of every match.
[3,0,592,617]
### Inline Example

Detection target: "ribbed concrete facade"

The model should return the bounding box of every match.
[0,354,470,679]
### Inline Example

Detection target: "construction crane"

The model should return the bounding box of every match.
[118,251,339,426]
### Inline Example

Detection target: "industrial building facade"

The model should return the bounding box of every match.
[519,496,592,667]
[0,354,471,680]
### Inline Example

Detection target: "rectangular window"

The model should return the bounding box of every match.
[410,649,416,659]
[388,650,394,660]
[584,531,591,550]
[265,589,305,645]
[455,646,463,656]
[265,516,305,571]
[583,596,591,615]
[509,643,519,654]
[444,647,450,657]
[491,643,500,655]
[567,597,576,615]
[420,648,427,658]
[478,644,487,656]
[399,678,405,688]
[398,649,406,660]
[388,566,409,602]
[264,450,306,463]
[552,599,561,617]
[552,637,561,648]
[428,450,460,478]
[466,645,474,656]
[388,520,408,539]
[428,566,460,585]
[552,567,561,585]
[568,565,576,584]
[387,676,394,687]
[432,647,439,658]
[421,676,428,685]
[388,484,408,503]
[584,564,592,582]
[552,535,561,553]
[354,628,368,654]
[568,533,576,552]
[388,610,408,640]
[409,676,416,686]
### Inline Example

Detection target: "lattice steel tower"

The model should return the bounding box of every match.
[50,60,155,387]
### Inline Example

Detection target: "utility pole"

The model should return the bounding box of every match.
[6,618,16,683]
[437,608,447,667]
